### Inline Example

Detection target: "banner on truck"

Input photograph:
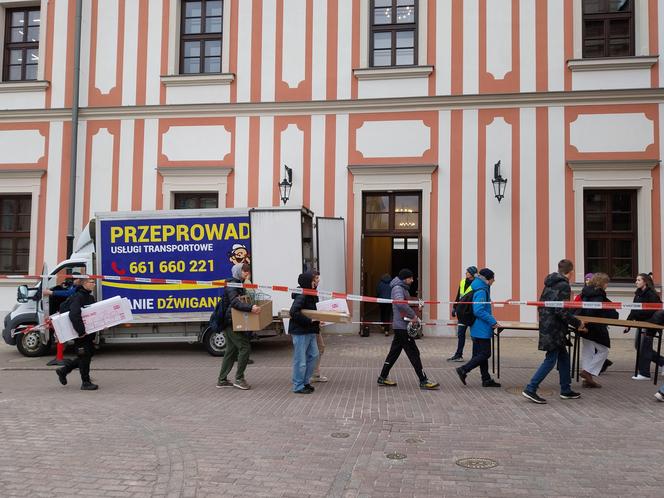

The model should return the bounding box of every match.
[98,216,251,314]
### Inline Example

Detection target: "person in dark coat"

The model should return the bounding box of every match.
[522,259,586,404]
[376,273,393,336]
[55,277,98,390]
[625,273,664,380]
[576,273,618,388]
[448,265,477,361]
[217,263,260,390]
[289,271,321,394]
[377,269,439,390]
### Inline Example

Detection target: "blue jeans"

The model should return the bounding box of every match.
[455,324,469,356]
[291,334,319,392]
[526,347,572,394]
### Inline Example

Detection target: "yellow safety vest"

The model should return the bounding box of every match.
[459,278,472,297]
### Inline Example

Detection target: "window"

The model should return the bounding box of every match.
[3,7,40,81]
[180,0,223,74]
[584,189,637,280]
[582,0,634,58]
[173,192,219,209]
[0,195,31,273]
[370,0,417,67]
[363,192,420,233]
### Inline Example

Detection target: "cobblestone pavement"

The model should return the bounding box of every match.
[1,332,663,497]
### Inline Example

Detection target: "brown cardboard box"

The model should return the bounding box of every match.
[301,309,351,323]
[231,300,273,331]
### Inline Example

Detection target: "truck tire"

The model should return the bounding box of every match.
[202,326,226,356]
[16,325,51,357]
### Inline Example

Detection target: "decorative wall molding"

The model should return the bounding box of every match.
[567,56,658,72]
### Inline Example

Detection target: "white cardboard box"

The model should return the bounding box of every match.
[51,296,133,343]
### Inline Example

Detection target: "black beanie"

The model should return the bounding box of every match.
[398,268,414,280]
[479,268,495,281]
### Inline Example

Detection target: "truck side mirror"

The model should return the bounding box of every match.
[17,285,29,303]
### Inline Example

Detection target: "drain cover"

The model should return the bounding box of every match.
[506,386,553,397]
[331,432,350,439]
[405,437,424,444]
[455,457,498,469]
[386,452,407,460]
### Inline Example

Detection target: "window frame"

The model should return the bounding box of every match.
[583,188,638,282]
[0,193,32,274]
[581,0,635,59]
[369,0,418,68]
[2,6,40,82]
[362,191,422,235]
[179,0,224,75]
[173,192,219,210]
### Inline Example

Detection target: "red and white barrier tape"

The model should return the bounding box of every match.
[3,273,662,311]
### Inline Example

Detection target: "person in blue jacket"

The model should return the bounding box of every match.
[455,268,501,387]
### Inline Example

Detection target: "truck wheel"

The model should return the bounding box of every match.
[16,325,51,357]
[202,326,226,356]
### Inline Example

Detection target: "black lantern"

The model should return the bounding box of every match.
[491,160,508,203]
[279,165,293,205]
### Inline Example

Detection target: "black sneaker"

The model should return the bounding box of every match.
[482,379,501,388]
[420,380,440,390]
[305,384,315,392]
[81,381,99,391]
[560,390,581,399]
[447,354,462,362]
[455,367,467,386]
[294,386,313,394]
[216,379,233,388]
[599,359,613,375]
[56,367,68,386]
[522,389,546,404]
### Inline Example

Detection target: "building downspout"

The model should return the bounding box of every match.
[66,0,83,258]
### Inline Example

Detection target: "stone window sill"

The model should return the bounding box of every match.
[353,66,434,80]
[567,56,658,72]
[160,73,235,87]
[0,80,50,93]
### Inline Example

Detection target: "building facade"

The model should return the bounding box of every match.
[0,0,662,328]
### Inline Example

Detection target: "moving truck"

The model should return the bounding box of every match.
[2,207,346,357]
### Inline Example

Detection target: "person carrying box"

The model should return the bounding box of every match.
[55,276,99,391]
[216,263,260,390]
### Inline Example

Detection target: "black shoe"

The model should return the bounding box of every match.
[247,359,255,364]
[377,376,397,386]
[305,384,315,392]
[81,381,98,391]
[294,387,313,394]
[455,367,467,386]
[56,367,68,386]
[447,354,463,362]
[522,389,547,404]
[482,379,501,388]
[599,359,613,374]
[560,390,581,399]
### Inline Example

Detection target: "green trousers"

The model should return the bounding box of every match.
[217,327,251,382]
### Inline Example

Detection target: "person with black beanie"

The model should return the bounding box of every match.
[377,268,439,390]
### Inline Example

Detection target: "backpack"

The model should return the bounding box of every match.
[208,296,227,333]
[456,290,476,326]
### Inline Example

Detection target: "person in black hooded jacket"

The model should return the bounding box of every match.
[625,273,664,380]
[576,273,618,388]
[289,271,320,394]
[522,259,586,404]
[55,277,98,390]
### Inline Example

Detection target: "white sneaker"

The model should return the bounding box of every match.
[632,374,651,381]
[311,375,328,383]
[654,391,664,402]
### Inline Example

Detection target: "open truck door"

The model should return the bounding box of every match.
[249,207,316,319]
[315,217,347,297]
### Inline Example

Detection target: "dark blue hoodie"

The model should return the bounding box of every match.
[288,272,320,335]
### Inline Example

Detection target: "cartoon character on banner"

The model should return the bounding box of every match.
[228,244,251,266]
